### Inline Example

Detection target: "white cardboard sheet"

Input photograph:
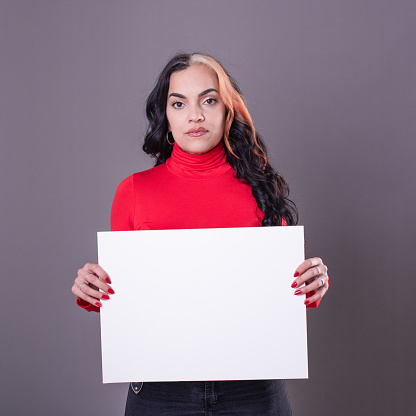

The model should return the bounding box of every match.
[98,226,308,383]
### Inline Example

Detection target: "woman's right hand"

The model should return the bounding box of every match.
[71,263,114,308]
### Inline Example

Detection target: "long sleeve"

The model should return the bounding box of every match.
[76,297,100,312]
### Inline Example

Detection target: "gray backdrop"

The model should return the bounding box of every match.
[1,1,415,415]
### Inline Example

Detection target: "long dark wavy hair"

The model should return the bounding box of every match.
[143,53,298,226]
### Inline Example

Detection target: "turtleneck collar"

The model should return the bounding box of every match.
[166,140,231,180]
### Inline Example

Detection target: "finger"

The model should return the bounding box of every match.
[71,282,103,308]
[73,274,113,303]
[304,286,328,305]
[293,277,324,296]
[84,263,111,284]
[85,272,114,294]
[78,264,114,294]
[74,275,108,294]
[80,282,111,301]
[294,257,322,276]
[292,264,326,288]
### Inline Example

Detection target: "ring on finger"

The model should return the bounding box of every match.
[79,282,86,292]
[318,277,325,287]
[85,273,91,283]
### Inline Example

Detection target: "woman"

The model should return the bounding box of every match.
[72,53,329,415]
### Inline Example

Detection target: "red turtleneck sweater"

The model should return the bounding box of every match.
[77,142,319,312]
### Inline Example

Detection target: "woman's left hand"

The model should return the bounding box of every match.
[291,257,329,306]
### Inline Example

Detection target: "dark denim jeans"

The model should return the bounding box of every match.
[125,380,292,416]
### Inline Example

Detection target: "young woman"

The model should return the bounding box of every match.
[72,53,329,416]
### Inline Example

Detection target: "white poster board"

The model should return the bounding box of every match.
[98,226,308,383]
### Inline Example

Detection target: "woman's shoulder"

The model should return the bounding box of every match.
[116,163,168,189]
[112,164,166,216]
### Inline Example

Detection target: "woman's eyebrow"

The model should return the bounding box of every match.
[168,88,219,99]
[198,88,218,97]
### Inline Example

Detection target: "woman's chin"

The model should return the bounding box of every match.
[177,141,217,155]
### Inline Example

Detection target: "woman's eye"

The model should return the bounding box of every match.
[172,102,184,109]
[205,98,217,105]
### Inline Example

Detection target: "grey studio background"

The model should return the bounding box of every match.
[1,1,415,415]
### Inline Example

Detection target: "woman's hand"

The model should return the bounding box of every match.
[291,257,328,306]
[71,263,114,308]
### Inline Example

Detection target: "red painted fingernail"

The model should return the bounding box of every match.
[95,302,102,307]
[291,282,297,288]
[294,290,302,295]
[105,277,112,284]
[102,294,110,300]
[293,271,299,277]
[304,300,310,305]
[108,288,115,294]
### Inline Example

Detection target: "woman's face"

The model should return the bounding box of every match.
[166,65,226,155]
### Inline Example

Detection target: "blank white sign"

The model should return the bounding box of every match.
[98,226,308,383]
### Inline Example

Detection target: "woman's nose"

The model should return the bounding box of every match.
[188,107,205,122]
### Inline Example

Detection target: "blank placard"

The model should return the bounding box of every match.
[98,226,308,383]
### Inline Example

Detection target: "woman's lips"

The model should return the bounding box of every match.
[186,131,207,137]
[186,128,208,137]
